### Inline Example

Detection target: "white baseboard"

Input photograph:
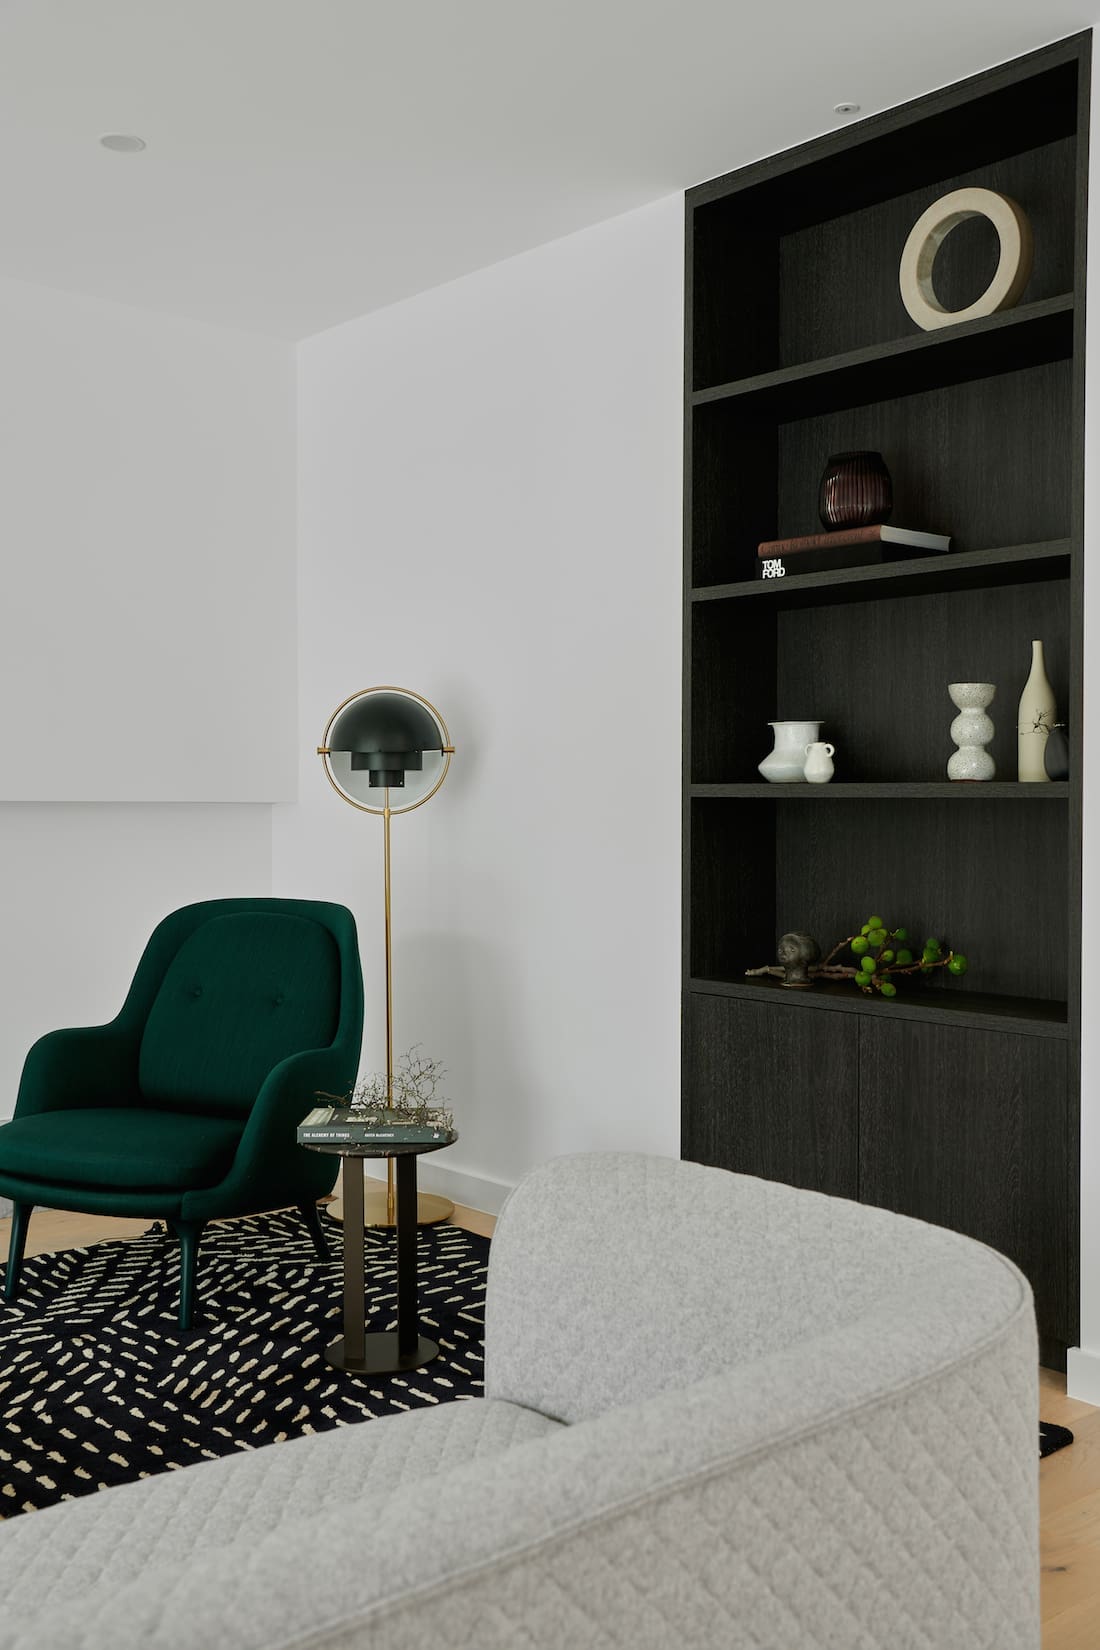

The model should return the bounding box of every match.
[1067,1346,1100,1406]
[361,1160,513,1217]
[0,1197,11,1218]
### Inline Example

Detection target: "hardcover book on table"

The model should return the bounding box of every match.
[297,1105,456,1146]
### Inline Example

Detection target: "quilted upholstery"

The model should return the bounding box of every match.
[483,1151,1029,1423]
[0,1154,1040,1650]
[0,1398,559,1618]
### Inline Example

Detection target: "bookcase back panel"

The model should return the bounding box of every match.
[690,56,1077,390]
[691,573,1069,786]
[775,576,1070,781]
[774,797,1068,1001]
[690,793,1068,1002]
[777,360,1072,552]
[778,137,1077,368]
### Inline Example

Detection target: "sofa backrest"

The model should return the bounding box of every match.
[483,1151,1023,1424]
[138,911,341,1116]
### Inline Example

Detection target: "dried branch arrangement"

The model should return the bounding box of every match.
[318,1045,455,1130]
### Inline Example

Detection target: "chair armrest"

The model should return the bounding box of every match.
[190,1046,357,1212]
[13,1023,142,1118]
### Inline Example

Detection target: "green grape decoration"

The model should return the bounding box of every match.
[745,917,970,1000]
[835,915,968,999]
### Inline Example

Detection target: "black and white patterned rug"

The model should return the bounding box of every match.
[0,1210,488,1516]
[1040,1421,1074,1459]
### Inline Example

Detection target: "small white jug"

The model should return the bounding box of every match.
[803,741,835,784]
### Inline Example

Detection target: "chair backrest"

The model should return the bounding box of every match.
[135,903,350,1117]
[483,1151,1026,1424]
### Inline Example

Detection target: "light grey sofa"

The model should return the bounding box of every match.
[0,1152,1039,1649]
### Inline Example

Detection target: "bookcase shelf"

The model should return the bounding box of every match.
[691,782,1070,800]
[692,294,1073,418]
[682,33,1087,1362]
[692,539,1071,607]
[691,974,1070,1039]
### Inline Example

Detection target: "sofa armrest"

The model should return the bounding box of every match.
[13,1023,142,1118]
[0,1271,1039,1650]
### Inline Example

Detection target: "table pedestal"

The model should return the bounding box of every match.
[324,1151,440,1375]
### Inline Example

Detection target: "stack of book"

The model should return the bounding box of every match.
[756,525,951,579]
[297,1105,457,1147]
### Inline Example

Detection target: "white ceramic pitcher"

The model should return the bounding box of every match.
[803,741,835,784]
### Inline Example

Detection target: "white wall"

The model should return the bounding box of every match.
[0,280,296,1133]
[0,804,273,1121]
[0,277,297,803]
[278,194,684,1210]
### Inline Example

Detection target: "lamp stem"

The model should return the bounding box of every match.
[383,790,394,1101]
[383,789,396,1224]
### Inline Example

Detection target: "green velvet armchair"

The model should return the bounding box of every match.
[0,897,364,1329]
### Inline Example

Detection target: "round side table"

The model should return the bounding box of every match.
[302,1136,455,1376]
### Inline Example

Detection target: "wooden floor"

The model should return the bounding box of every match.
[1,1208,1097,1645]
[1037,1368,1100,1648]
[0,1201,497,1260]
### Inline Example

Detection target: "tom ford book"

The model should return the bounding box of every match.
[757,524,951,579]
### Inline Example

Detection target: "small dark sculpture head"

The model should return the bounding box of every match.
[776,931,820,988]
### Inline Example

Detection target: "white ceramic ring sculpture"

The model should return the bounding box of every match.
[899,187,1034,332]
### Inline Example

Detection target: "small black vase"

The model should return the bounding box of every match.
[1044,725,1069,781]
[819,451,893,531]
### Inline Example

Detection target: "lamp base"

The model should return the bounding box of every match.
[328,1187,455,1229]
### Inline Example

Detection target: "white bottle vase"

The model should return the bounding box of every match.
[1017,640,1056,783]
[758,721,821,783]
[947,683,995,781]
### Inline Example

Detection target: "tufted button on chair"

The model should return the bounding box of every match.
[0,898,364,1329]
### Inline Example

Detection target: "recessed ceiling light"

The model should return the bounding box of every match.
[99,133,146,153]
[833,102,861,115]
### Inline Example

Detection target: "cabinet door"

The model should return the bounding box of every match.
[683,992,859,1199]
[859,1018,1071,1344]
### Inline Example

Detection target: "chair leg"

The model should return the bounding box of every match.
[175,1220,204,1330]
[3,1202,33,1302]
[300,1200,330,1263]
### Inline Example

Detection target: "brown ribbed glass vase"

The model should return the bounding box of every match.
[818,451,893,531]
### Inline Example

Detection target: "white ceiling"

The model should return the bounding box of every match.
[0,0,1091,339]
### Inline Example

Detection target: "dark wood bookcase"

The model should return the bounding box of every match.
[681,33,1088,1364]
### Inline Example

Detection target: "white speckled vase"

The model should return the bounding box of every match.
[947,682,996,781]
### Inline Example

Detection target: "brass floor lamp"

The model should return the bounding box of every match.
[317,686,455,1229]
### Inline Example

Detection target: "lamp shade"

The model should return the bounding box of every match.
[319,686,452,815]
[330,691,444,789]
